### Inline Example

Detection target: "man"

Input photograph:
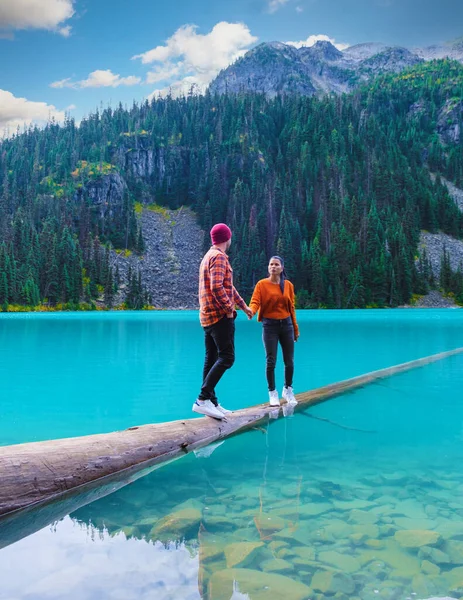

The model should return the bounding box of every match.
[193,223,253,419]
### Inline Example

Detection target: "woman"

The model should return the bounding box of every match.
[249,256,299,406]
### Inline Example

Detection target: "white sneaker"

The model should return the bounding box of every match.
[216,404,232,415]
[269,390,280,406]
[282,386,297,405]
[192,399,224,419]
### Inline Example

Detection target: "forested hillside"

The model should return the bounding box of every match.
[0,59,462,309]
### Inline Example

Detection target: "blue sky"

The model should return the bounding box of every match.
[0,0,462,132]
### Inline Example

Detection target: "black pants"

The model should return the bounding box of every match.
[199,316,235,404]
[262,317,294,391]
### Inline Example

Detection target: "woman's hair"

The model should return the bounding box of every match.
[269,255,286,294]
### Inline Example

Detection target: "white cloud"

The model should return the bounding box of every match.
[286,34,349,51]
[58,25,72,37]
[0,0,74,35]
[133,22,258,98]
[50,77,73,89]
[296,6,304,13]
[0,89,65,134]
[146,64,182,85]
[267,0,290,13]
[50,70,142,89]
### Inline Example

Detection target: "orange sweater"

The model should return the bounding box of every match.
[249,279,299,338]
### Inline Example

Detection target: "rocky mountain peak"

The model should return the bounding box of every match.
[299,40,343,62]
[209,38,459,98]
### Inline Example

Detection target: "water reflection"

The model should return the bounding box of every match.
[1,517,202,600]
[2,359,463,599]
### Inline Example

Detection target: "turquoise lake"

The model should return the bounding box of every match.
[1,310,463,600]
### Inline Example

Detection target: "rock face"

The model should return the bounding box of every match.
[74,172,127,220]
[210,42,316,97]
[360,46,423,76]
[112,206,204,309]
[209,39,463,97]
[437,99,463,144]
[419,231,463,278]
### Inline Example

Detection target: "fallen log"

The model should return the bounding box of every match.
[1,346,462,523]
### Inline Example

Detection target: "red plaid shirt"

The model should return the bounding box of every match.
[199,247,246,327]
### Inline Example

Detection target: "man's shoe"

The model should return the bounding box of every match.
[216,404,232,415]
[269,390,280,406]
[192,399,224,419]
[282,385,297,405]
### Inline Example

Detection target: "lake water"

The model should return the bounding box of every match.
[1,310,463,600]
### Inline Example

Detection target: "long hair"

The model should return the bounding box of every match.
[270,255,286,294]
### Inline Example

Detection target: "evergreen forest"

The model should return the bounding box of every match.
[0,59,463,310]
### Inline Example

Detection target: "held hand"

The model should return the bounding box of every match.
[227,312,234,318]
[244,306,253,319]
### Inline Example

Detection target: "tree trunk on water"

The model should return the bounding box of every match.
[1,347,461,519]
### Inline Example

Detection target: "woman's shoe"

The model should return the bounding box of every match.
[282,385,297,405]
[269,390,280,406]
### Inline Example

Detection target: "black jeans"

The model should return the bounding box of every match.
[262,317,294,391]
[199,316,235,403]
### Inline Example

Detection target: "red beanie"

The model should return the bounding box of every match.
[210,223,232,245]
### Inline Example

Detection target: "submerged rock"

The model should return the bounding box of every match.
[318,550,361,573]
[224,542,264,568]
[421,559,441,575]
[418,545,451,564]
[149,507,202,541]
[209,567,313,600]
[311,569,356,594]
[253,513,287,536]
[394,529,441,548]
[260,558,294,574]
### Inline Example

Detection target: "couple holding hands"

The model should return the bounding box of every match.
[193,223,299,420]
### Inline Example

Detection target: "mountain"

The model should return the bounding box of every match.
[1,60,463,310]
[209,40,463,97]
[207,42,316,97]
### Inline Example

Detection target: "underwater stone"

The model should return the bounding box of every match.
[209,567,313,600]
[393,518,436,530]
[436,520,463,539]
[418,545,451,564]
[333,499,376,511]
[358,540,421,577]
[268,540,288,552]
[273,524,314,545]
[379,524,397,536]
[260,558,294,574]
[365,539,383,549]
[348,533,367,547]
[411,573,443,597]
[254,513,287,536]
[291,546,317,562]
[318,550,361,573]
[274,502,332,518]
[149,507,202,541]
[350,524,380,538]
[311,569,356,594]
[224,541,264,568]
[394,530,441,548]
[443,540,463,564]
[420,559,441,575]
[349,509,378,525]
